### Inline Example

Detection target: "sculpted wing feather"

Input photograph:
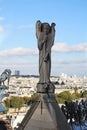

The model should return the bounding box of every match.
[36,20,41,39]
[51,23,56,36]
[50,22,56,46]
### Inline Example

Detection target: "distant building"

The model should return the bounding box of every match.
[15,70,20,76]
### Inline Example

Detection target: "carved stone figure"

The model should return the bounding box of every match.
[0,69,11,86]
[36,20,56,84]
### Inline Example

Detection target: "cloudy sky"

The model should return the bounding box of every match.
[0,0,87,77]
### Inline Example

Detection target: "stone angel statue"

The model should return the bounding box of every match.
[0,69,11,86]
[36,20,56,84]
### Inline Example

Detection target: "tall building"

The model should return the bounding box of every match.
[15,70,20,76]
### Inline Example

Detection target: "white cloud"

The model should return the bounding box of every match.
[0,58,86,76]
[0,47,38,57]
[0,45,86,76]
[52,59,87,65]
[51,58,87,77]
[0,16,4,21]
[0,61,38,75]
[0,25,4,32]
[0,42,87,57]
[52,43,87,53]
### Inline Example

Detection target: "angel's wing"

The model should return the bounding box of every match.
[51,23,56,35]
[50,23,56,46]
[36,20,41,39]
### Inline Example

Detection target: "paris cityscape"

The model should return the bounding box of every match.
[0,71,87,130]
[0,0,87,130]
[3,72,87,97]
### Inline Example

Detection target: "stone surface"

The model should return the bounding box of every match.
[0,69,11,86]
[37,82,55,93]
[17,94,71,130]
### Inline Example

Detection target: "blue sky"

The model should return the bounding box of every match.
[0,0,87,77]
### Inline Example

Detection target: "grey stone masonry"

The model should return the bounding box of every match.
[17,94,71,130]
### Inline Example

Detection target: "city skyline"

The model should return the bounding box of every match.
[0,0,87,77]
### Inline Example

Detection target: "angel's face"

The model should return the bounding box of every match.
[43,24,50,35]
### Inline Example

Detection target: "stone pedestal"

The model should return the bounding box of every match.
[17,93,71,130]
[37,82,55,93]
